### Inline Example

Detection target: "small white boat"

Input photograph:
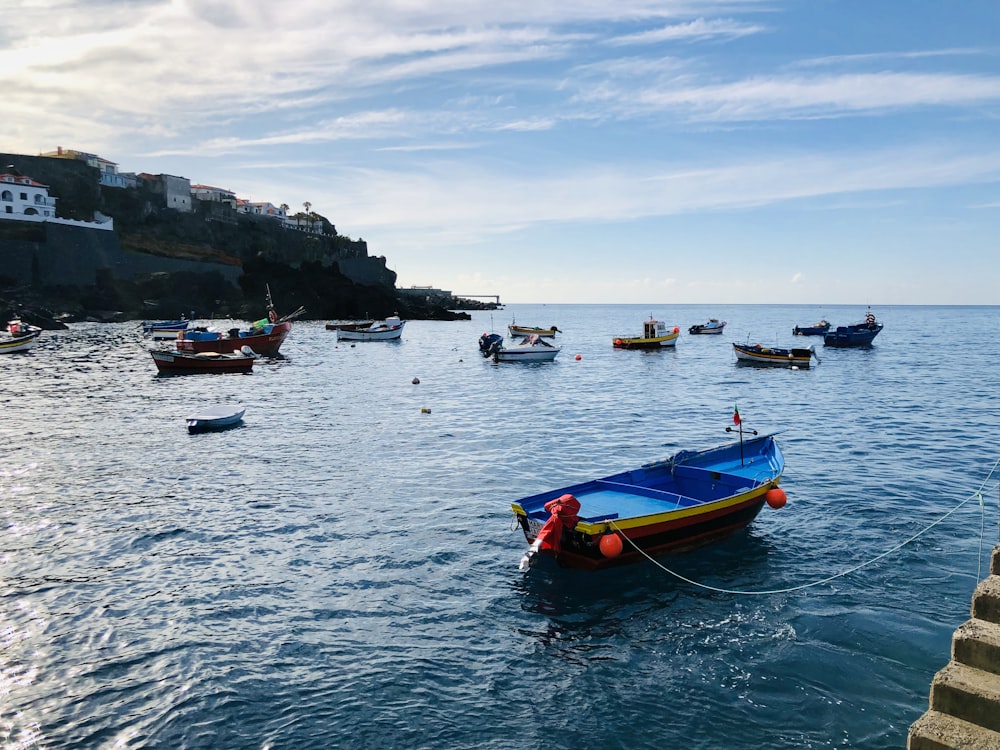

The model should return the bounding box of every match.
[0,320,42,354]
[186,405,246,433]
[336,316,405,342]
[688,319,727,335]
[488,334,560,362]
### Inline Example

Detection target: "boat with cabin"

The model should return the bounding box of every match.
[823,310,883,347]
[613,317,680,349]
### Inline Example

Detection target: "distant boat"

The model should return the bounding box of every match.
[824,310,883,347]
[512,432,786,571]
[143,320,189,340]
[688,319,727,335]
[1,319,42,354]
[508,319,560,338]
[733,342,817,367]
[479,333,560,362]
[325,319,374,331]
[793,319,831,336]
[150,349,256,375]
[335,315,405,341]
[613,316,679,349]
[186,405,246,433]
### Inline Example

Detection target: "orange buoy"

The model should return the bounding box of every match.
[614,339,622,345]
[599,533,623,558]
[673,327,679,333]
[765,487,787,509]
[575,354,582,361]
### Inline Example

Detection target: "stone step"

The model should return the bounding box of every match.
[953,618,1000,676]
[908,709,1000,750]
[972,576,1000,626]
[929,661,1000,734]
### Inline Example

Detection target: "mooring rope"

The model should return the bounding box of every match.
[609,455,1000,596]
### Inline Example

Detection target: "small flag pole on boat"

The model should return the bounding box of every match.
[725,404,758,466]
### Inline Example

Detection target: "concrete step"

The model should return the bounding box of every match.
[972,576,1000,626]
[908,709,1000,750]
[953,618,1000,676]
[930,661,1000,734]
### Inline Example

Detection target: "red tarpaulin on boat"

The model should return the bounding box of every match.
[535,494,581,554]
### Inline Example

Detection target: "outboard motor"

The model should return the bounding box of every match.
[478,333,503,358]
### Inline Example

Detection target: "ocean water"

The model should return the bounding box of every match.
[1,303,998,749]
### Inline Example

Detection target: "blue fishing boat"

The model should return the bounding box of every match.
[512,430,786,571]
[143,319,189,340]
[793,319,831,336]
[824,310,883,347]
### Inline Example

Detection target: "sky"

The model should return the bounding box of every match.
[3,0,999,305]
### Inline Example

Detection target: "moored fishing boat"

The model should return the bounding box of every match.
[613,316,679,349]
[480,333,560,362]
[176,288,303,357]
[688,319,727,335]
[143,319,189,340]
[512,427,786,571]
[793,319,831,336]
[823,309,883,347]
[186,404,246,433]
[335,315,405,341]
[0,320,42,354]
[508,319,560,338]
[150,349,256,375]
[733,342,817,367]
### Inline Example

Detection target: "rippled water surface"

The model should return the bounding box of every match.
[1,304,998,749]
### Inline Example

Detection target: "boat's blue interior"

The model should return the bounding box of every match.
[517,437,780,523]
[183,325,273,341]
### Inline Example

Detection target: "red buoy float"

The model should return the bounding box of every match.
[765,487,787,509]
[599,533,623,558]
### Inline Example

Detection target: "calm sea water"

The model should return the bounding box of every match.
[1,303,998,749]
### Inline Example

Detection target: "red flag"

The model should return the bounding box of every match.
[733,405,741,425]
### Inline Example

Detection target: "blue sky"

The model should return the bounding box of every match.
[4,1,999,304]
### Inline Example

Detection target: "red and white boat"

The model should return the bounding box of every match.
[176,289,303,357]
[1,319,42,354]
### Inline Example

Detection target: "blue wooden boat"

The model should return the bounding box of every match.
[512,432,786,571]
[143,320,189,340]
[793,319,831,336]
[823,310,883,347]
[186,405,246,433]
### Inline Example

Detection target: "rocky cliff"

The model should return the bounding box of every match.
[0,153,482,326]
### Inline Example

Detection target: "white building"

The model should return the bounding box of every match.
[0,168,113,230]
[1,170,57,218]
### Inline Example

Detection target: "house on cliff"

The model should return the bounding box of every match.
[1,169,56,219]
[138,173,192,212]
[39,147,129,189]
[0,167,113,230]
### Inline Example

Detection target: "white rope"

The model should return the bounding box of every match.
[610,455,1000,596]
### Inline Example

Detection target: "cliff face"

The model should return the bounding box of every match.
[0,152,468,323]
